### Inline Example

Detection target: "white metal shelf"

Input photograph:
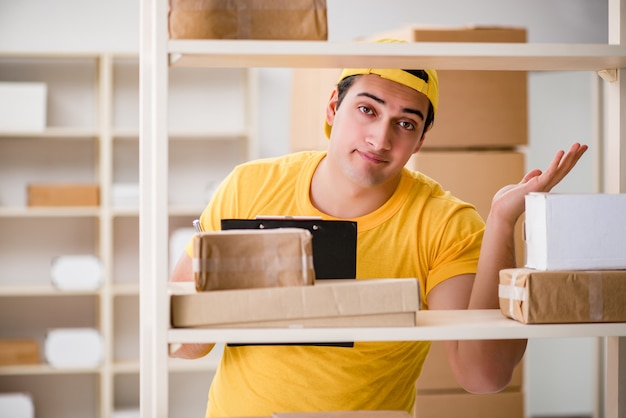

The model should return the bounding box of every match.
[169,309,626,344]
[141,1,626,417]
[169,40,626,71]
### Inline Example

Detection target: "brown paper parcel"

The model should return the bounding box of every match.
[499,268,626,324]
[193,228,315,291]
[170,278,420,328]
[169,0,328,40]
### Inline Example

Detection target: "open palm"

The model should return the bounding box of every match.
[491,143,588,225]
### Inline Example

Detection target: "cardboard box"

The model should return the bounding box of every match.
[170,278,419,328]
[524,193,626,270]
[369,26,527,149]
[414,390,523,418]
[0,339,39,366]
[290,68,342,152]
[27,183,99,207]
[499,268,626,324]
[290,27,527,152]
[416,341,523,392]
[193,229,315,291]
[0,82,47,132]
[169,0,328,40]
[408,150,526,266]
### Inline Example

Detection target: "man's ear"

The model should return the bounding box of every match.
[325,89,339,130]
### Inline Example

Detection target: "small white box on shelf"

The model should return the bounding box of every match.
[111,183,140,208]
[0,82,47,132]
[525,193,626,270]
[44,328,103,368]
[0,393,34,418]
[50,255,103,291]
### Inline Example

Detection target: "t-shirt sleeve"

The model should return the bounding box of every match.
[423,206,485,298]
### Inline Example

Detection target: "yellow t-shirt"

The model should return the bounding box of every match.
[186,151,485,417]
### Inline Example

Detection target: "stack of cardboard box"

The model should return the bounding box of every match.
[500,193,626,324]
[289,25,529,417]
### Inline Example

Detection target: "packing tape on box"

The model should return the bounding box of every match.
[193,255,314,277]
[497,270,526,318]
[588,271,603,322]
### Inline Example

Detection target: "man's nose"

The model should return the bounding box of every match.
[366,121,392,150]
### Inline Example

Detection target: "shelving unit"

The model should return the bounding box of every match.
[140,1,626,418]
[0,51,257,417]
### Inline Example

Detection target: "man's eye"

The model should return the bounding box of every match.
[398,121,415,131]
[358,105,373,115]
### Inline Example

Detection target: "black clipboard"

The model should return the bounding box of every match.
[221,217,357,348]
[220,218,357,280]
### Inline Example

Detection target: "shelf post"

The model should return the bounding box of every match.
[603,3,625,418]
[139,0,170,416]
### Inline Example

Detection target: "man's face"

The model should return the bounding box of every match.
[325,74,431,188]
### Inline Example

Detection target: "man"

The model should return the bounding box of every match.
[170,63,588,417]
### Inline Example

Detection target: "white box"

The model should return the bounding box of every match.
[111,183,139,208]
[525,193,626,270]
[0,82,47,132]
[50,255,103,291]
[44,328,103,368]
[0,393,34,418]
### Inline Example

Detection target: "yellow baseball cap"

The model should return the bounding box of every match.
[324,40,439,138]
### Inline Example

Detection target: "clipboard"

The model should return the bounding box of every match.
[220,218,357,279]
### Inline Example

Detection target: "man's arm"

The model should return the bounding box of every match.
[428,142,588,393]
[169,253,215,359]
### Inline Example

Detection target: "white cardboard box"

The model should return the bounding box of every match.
[0,82,47,132]
[525,193,626,270]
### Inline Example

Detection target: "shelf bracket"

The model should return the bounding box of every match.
[598,69,618,83]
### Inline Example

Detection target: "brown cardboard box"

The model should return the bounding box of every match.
[499,268,626,324]
[169,0,328,40]
[408,150,526,266]
[414,390,523,418]
[193,229,315,291]
[289,27,527,151]
[170,278,419,328]
[370,26,527,149]
[416,341,523,392]
[27,183,99,207]
[0,339,39,366]
[290,67,341,152]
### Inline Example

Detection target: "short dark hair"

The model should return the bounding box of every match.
[336,74,435,131]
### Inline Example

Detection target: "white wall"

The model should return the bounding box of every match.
[0,1,609,416]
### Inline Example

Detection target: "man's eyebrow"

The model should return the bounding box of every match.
[356,92,425,121]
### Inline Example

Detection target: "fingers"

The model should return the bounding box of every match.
[539,143,588,191]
